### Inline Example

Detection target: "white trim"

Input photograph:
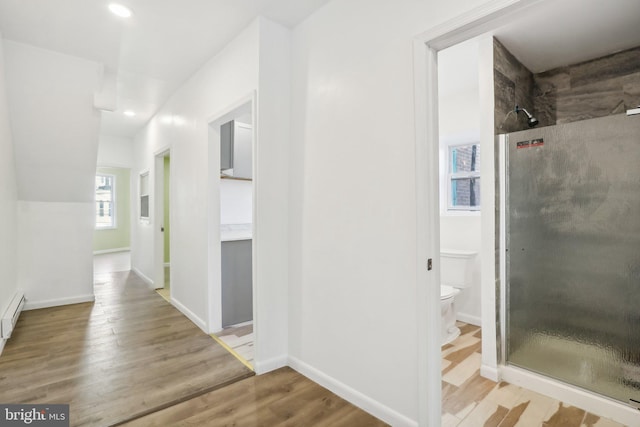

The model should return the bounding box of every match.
[480,364,500,382]
[499,133,507,366]
[253,354,287,375]
[24,294,95,311]
[413,1,544,425]
[206,91,257,341]
[171,297,207,334]
[153,148,171,293]
[413,37,442,427]
[456,312,481,326]
[93,247,130,255]
[0,338,5,357]
[132,267,154,287]
[206,92,254,127]
[288,357,417,427]
[501,365,640,426]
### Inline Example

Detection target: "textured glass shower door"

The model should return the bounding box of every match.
[506,113,640,405]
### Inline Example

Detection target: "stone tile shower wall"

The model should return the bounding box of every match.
[493,38,535,133]
[535,46,640,125]
[494,37,640,134]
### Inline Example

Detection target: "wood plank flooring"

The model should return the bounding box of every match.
[120,366,388,427]
[442,322,628,427]
[0,270,254,426]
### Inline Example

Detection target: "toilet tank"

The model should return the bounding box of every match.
[440,250,477,288]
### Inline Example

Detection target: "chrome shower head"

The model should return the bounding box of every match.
[515,105,539,128]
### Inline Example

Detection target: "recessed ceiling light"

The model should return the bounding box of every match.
[108,3,132,18]
[123,110,136,117]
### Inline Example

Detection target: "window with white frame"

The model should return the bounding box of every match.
[447,142,480,211]
[95,174,116,228]
[140,171,150,220]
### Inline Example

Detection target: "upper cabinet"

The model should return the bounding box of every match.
[220,120,252,180]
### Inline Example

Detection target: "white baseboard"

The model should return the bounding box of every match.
[132,267,154,288]
[93,247,130,255]
[171,297,207,334]
[0,338,5,357]
[501,365,640,426]
[457,312,481,326]
[481,364,500,382]
[254,354,287,375]
[288,357,418,427]
[24,294,95,311]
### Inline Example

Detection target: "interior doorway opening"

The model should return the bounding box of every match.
[415,1,640,425]
[207,95,256,370]
[153,149,171,302]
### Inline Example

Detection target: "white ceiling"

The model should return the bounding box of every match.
[494,0,640,73]
[1,0,639,137]
[0,0,330,138]
[439,0,640,100]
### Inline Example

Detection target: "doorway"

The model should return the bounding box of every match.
[154,149,171,302]
[207,96,256,369]
[415,1,640,425]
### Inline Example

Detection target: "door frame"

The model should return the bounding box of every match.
[412,1,542,425]
[206,92,257,336]
[153,147,171,292]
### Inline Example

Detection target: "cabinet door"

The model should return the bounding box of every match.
[221,240,253,327]
[220,120,234,170]
[233,123,252,179]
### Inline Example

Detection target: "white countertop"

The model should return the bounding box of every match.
[220,223,252,241]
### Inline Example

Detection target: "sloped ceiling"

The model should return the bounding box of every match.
[0,0,330,138]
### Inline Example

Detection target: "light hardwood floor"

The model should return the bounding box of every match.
[442,322,628,427]
[0,270,253,426]
[121,366,388,427]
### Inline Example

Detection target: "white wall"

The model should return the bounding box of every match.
[0,32,18,329]
[131,20,259,327]
[3,41,101,309]
[130,18,291,369]
[438,38,482,325]
[220,180,252,224]
[4,41,101,203]
[97,134,133,168]
[288,0,491,424]
[254,18,291,370]
[17,202,95,309]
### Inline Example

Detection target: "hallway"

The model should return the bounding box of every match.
[0,257,386,426]
[0,269,253,426]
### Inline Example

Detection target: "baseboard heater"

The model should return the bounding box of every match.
[1,291,25,339]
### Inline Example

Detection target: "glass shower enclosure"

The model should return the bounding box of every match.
[505,113,640,406]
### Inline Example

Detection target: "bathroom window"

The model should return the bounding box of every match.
[140,171,150,220]
[447,143,480,211]
[95,174,116,228]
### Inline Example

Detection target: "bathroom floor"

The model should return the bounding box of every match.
[212,322,254,369]
[442,322,627,427]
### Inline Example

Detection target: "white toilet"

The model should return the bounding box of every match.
[440,250,476,345]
